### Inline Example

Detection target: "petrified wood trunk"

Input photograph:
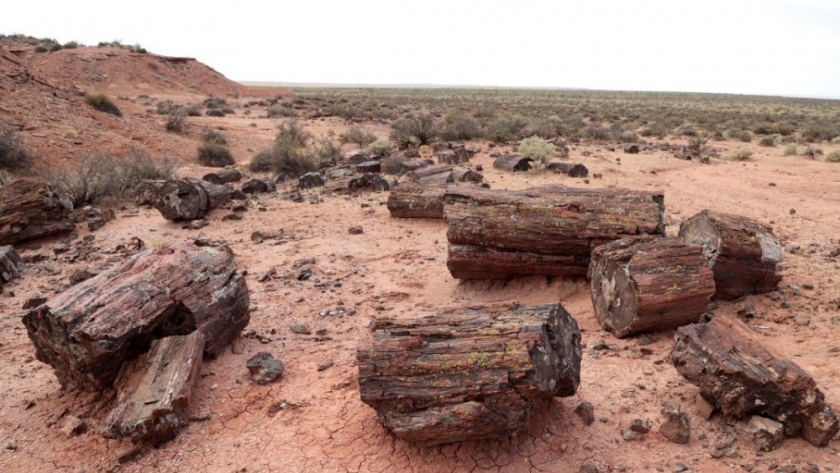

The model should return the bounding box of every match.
[0,180,74,245]
[444,186,665,279]
[451,167,483,183]
[23,241,249,390]
[493,155,533,172]
[357,302,582,446]
[324,173,389,193]
[201,169,242,185]
[387,183,447,218]
[548,162,589,178]
[154,179,231,221]
[670,316,839,447]
[298,172,325,189]
[406,164,453,183]
[679,210,782,300]
[136,179,166,206]
[241,178,277,194]
[101,331,204,445]
[356,161,381,173]
[589,236,715,338]
[0,245,24,284]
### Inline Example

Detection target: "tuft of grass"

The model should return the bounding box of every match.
[758,136,776,147]
[729,149,753,161]
[197,143,234,167]
[380,155,408,175]
[165,112,187,133]
[825,150,840,163]
[85,93,122,117]
[201,128,228,146]
[249,145,317,177]
[368,139,392,156]
[390,113,438,147]
[782,144,797,156]
[519,137,556,168]
[439,114,483,141]
[0,124,32,171]
[341,125,377,149]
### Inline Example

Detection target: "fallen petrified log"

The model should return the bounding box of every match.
[357,302,582,446]
[444,186,665,279]
[202,169,242,185]
[548,162,589,178]
[451,167,483,183]
[101,331,204,445]
[387,183,447,218]
[154,179,231,221]
[298,172,325,190]
[670,316,839,447]
[241,178,277,194]
[589,236,715,338]
[324,173,389,193]
[678,210,782,300]
[406,164,453,183]
[0,245,24,285]
[23,241,250,390]
[0,180,74,245]
[356,161,381,173]
[493,155,533,172]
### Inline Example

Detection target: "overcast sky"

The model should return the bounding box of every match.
[3,0,840,98]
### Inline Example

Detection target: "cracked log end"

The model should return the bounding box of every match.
[670,316,839,447]
[357,302,581,446]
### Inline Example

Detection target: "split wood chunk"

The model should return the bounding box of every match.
[406,164,453,183]
[201,169,242,185]
[357,302,582,446]
[444,185,665,279]
[547,162,589,178]
[670,316,839,447]
[324,173,389,194]
[0,180,74,245]
[387,183,447,219]
[0,245,24,284]
[297,172,325,190]
[101,331,205,445]
[678,210,782,300]
[589,236,715,338]
[451,167,483,183]
[23,241,249,390]
[356,161,381,173]
[493,155,533,172]
[154,179,231,221]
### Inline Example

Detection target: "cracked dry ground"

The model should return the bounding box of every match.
[1,144,840,473]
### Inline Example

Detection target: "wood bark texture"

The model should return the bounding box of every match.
[678,210,782,300]
[493,155,533,172]
[23,241,250,390]
[670,316,839,447]
[0,245,24,284]
[357,302,582,446]
[0,180,74,245]
[201,169,242,185]
[589,236,715,338]
[444,185,665,279]
[387,183,447,219]
[101,331,205,445]
[154,179,231,221]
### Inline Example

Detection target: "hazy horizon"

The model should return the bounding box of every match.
[3,0,840,99]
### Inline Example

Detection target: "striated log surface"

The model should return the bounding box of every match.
[0,180,74,245]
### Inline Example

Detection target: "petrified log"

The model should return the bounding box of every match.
[324,173,389,194]
[589,236,715,338]
[493,155,533,172]
[670,316,839,447]
[0,245,24,284]
[23,241,249,390]
[298,172,325,190]
[400,159,431,173]
[548,162,589,178]
[387,183,446,218]
[0,180,74,245]
[451,167,483,183]
[201,169,242,185]
[678,210,782,300]
[357,302,582,446]
[444,185,665,279]
[136,179,166,207]
[406,164,453,183]
[241,178,277,194]
[101,331,204,445]
[154,179,231,221]
[356,161,381,173]
[624,145,640,154]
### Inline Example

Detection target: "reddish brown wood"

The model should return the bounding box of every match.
[201,169,242,185]
[356,161,381,173]
[154,179,231,221]
[23,241,250,390]
[451,167,483,183]
[589,236,715,338]
[678,210,782,300]
[671,316,839,447]
[0,245,24,285]
[324,173,389,193]
[0,180,74,245]
[493,155,533,172]
[406,164,453,183]
[357,302,581,446]
[387,183,446,218]
[101,331,205,445]
[444,185,665,279]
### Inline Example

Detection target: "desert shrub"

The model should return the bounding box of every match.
[380,155,408,175]
[165,112,187,133]
[783,144,797,156]
[34,45,48,53]
[686,135,711,156]
[63,41,80,49]
[267,105,297,118]
[639,122,668,139]
[206,109,225,117]
[439,114,483,141]
[0,124,32,170]
[486,115,528,143]
[578,124,611,141]
[519,137,556,167]
[368,139,392,155]
[249,145,317,177]
[197,143,234,167]
[313,139,342,168]
[729,149,753,161]
[85,93,122,117]
[204,97,228,109]
[341,126,377,148]
[276,119,310,148]
[49,150,177,206]
[390,114,439,147]
[802,145,823,159]
[831,136,840,144]
[758,136,776,147]
[201,128,227,146]
[724,129,752,142]
[826,150,840,162]
[610,123,638,143]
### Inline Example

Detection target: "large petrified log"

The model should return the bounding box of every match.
[670,316,839,447]
[493,155,533,172]
[548,162,589,178]
[589,236,715,338]
[444,186,665,279]
[451,167,483,183]
[202,169,242,185]
[0,180,74,245]
[23,241,249,390]
[357,302,582,446]
[678,210,782,300]
[0,245,24,284]
[101,331,204,445]
[387,183,447,218]
[324,173,389,193]
[154,179,231,221]
[406,164,453,183]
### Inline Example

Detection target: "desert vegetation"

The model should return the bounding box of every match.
[84,93,122,117]
[0,123,32,170]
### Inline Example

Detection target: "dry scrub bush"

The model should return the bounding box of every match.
[758,136,777,147]
[729,149,753,161]
[0,124,32,171]
[201,128,228,146]
[380,155,408,175]
[519,137,556,168]
[84,93,122,117]
[390,114,438,147]
[439,114,483,141]
[826,150,840,163]
[165,112,187,133]
[486,115,528,143]
[341,126,377,149]
[197,143,234,167]
[783,144,797,156]
[368,140,392,156]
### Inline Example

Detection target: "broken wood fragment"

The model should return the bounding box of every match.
[154,179,231,221]
[493,155,533,172]
[0,180,74,245]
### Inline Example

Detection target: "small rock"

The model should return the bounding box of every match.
[736,305,756,319]
[289,321,311,335]
[574,401,595,426]
[61,416,87,438]
[317,361,334,372]
[630,418,651,433]
[5,441,16,451]
[69,267,101,285]
[673,464,688,473]
[230,337,245,355]
[736,415,784,451]
[22,293,47,309]
[222,213,243,221]
[789,208,796,215]
[591,339,608,351]
[246,352,284,385]
[660,401,691,444]
[636,333,654,346]
[795,315,811,326]
[786,244,800,254]
[53,243,69,254]
[115,443,144,463]
[188,219,208,230]
[802,282,814,290]
[348,226,363,235]
[621,428,641,441]
[695,392,715,420]
[580,462,600,473]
